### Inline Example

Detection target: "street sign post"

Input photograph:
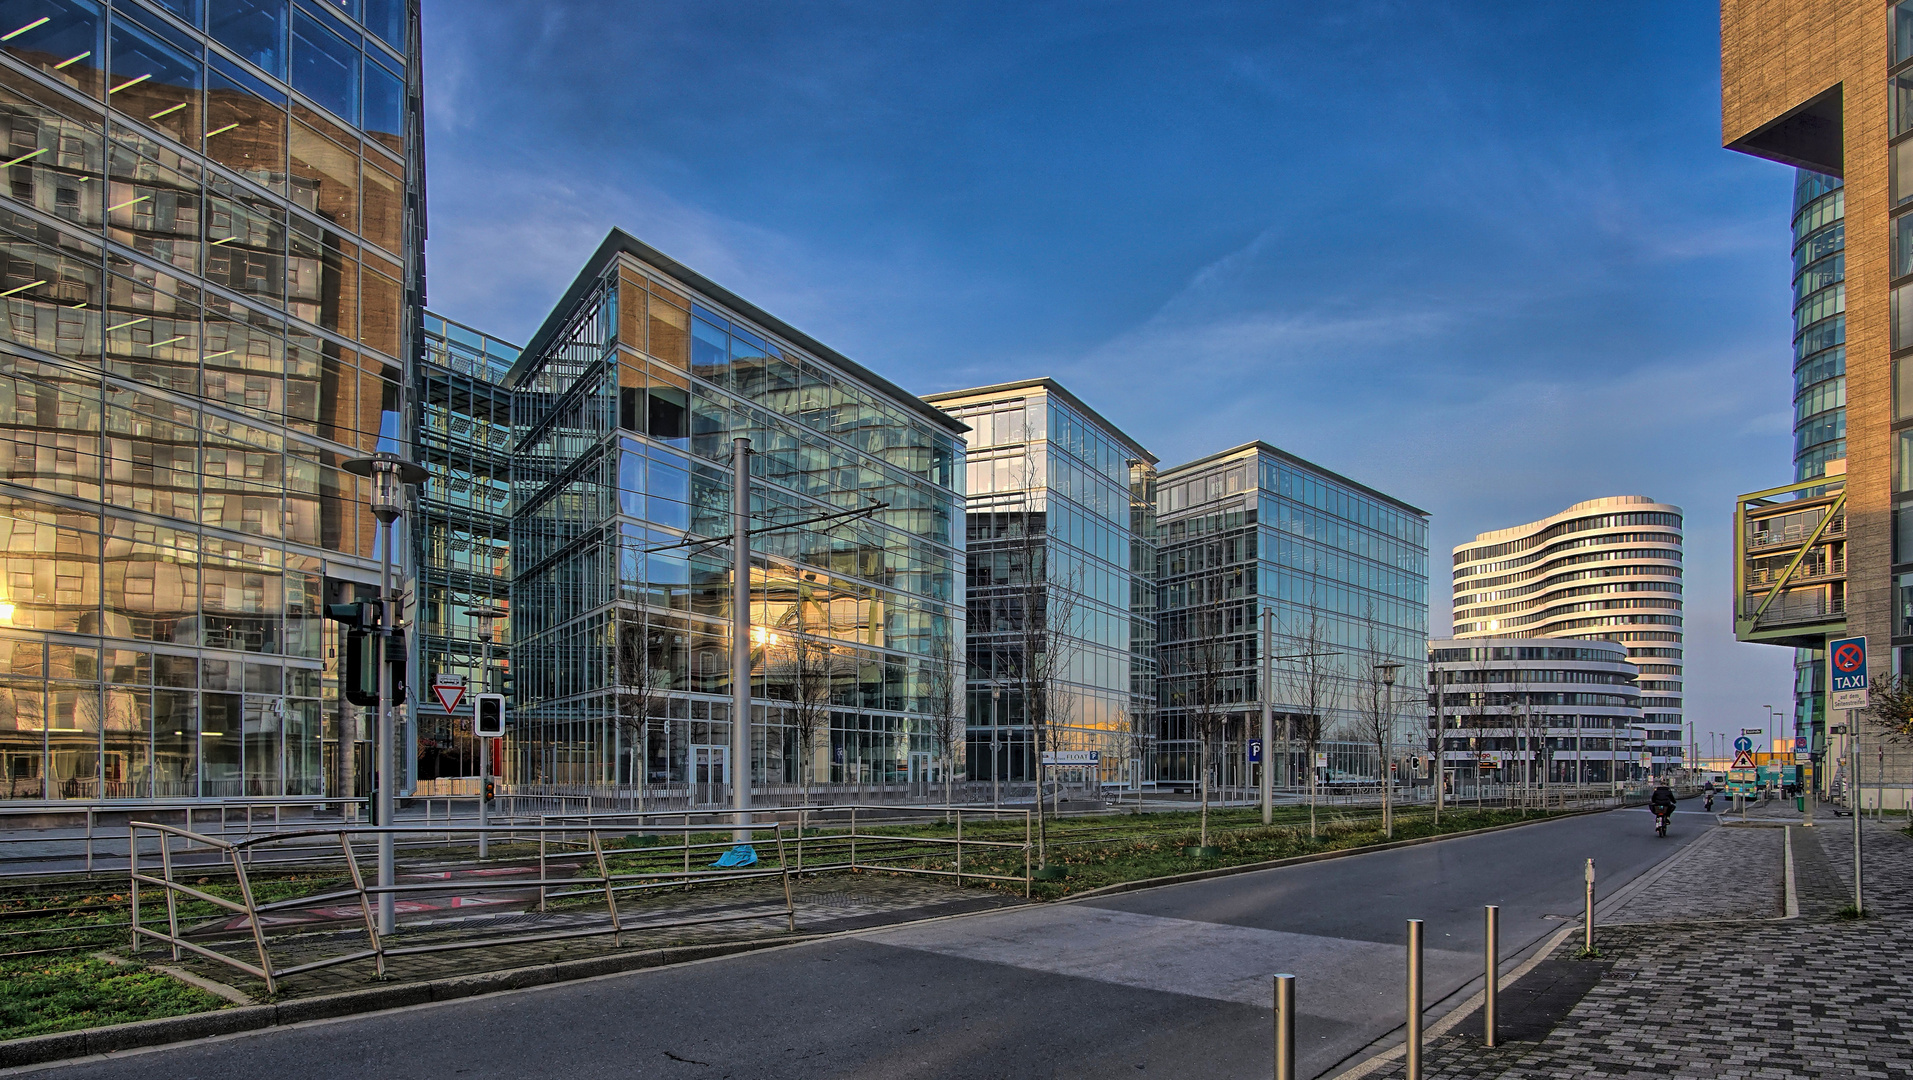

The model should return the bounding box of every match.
[1829,636,1869,709]
[431,673,467,714]
[1040,750,1100,766]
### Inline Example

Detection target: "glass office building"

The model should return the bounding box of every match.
[413,311,513,788]
[0,0,420,800]
[1154,442,1429,788]
[923,379,1157,788]
[507,229,966,800]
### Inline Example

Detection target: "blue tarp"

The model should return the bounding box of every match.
[712,844,758,867]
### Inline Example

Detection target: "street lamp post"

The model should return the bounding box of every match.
[342,452,427,936]
[1374,661,1400,836]
[466,605,506,860]
[730,438,752,843]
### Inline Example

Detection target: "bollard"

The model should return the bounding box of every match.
[1406,919,1424,1080]
[1273,973,1295,1080]
[1484,905,1499,1046]
[1583,858,1596,952]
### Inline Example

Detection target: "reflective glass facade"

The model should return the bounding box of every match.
[0,0,420,799]
[925,379,1156,787]
[1154,443,1429,787]
[413,311,512,786]
[1795,169,1845,483]
[507,231,965,799]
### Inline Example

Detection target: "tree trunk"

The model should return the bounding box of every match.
[1199,736,1210,847]
[1034,721,1049,867]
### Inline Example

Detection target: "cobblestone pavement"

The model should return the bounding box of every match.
[1358,820,1913,1079]
[156,870,1026,1001]
[1603,825,1782,924]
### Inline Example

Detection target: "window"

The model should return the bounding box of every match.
[206,55,287,192]
[1897,0,1913,67]
[361,53,401,151]
[109,12,202,147]
[2,0,104,97]
[290,6,356,124]
[1899,283,1913,353]
[1896,71,1913,139]
[361,0,402,50]
[209,0,286,79]
[1898,430,1913,493]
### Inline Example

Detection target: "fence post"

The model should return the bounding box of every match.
[538,820,549,913]
[1484,905,1499,1046]
[684,813,691,878]
[227,842,277,996]
[589,829,621,946]
[850,805,858,870]
[158,831,181,962]
[1405,919,1424,1080]
[955,810,963,881]
[84,809,94,873]
[339,831,384,978]
[1273,973,1295,1080]
[128,824,141,954]
[776,824,795,932]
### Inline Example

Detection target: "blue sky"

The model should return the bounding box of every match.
[419,1,1802,754]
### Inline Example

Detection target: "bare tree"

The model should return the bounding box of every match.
[779,592,835,809]
[1458,644,1504,806]
[1188,596,1231,849]
[1354,618,1400,838]
[1280,608,1336,839]
[924,633,964,813]
[612,610,667,812]
[997,471,1085,870]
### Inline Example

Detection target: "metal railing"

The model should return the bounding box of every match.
[533,804,1036,904]
[0,798,367,875]
[128,819,797,996]
[127,804,1035,994]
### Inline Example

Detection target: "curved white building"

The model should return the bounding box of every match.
[1450,497,1684,773]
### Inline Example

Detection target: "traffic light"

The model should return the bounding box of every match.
[474,694,505,737]
[483,778,496,804]
[324,601,403,708]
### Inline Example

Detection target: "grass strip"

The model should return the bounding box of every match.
[0,954,224,1040]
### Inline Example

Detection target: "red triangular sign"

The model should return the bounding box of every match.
[434,684,465,713]
[1732,750,1755,768]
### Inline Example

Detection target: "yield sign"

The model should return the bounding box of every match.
[1731,749,1756,769]
[432,674,467,713]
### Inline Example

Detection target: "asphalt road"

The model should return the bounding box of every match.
[27,806,1710,1080]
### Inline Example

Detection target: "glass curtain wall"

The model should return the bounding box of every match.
[927,381,1155,790]
[0,0,418,800]
[1795,168,1845,762]
[1155,444,1429,790]
[508,239,966,800]
[413,311,513,787]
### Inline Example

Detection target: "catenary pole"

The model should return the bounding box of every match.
[1261,607,1274,826]
[732,438,752,842]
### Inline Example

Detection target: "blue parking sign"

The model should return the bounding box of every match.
[1248,738,1263,763]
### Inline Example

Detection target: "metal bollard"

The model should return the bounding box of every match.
[1583,858,1596,952]
[1484,905,1499,1046]
[1273,973,1295,1080]
[1406,919,1424,1080]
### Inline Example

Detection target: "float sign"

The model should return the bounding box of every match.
[1828,636,1869,709]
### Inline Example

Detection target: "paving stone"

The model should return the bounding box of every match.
[1361,820,1913,1079]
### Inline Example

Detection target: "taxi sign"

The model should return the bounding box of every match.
[1829,636,1869,709]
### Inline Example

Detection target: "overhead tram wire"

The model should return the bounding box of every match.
[640,499,892,557]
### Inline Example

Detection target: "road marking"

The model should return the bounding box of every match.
[870,904,1475,1009]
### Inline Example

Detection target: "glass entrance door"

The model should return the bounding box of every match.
[692,745,727,806]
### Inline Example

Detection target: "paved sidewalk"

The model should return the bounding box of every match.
[1359,819,1913,1079]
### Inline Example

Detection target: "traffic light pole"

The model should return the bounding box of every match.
[376,512,396,934]
[480,631,491,861]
